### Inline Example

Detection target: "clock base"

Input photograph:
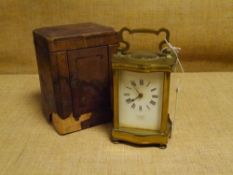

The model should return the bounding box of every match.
[111,116,172,147]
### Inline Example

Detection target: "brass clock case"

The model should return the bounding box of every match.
[111,28,176,147]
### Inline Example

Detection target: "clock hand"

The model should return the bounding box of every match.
[130,93,143,102]
[135,87,140,94]
[132,86,141,95]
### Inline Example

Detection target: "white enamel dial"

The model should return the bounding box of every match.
[118,70,164,130]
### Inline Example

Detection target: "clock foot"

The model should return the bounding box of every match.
[168,133,172,139]
[159,144,167,149]
[111,137,119,144]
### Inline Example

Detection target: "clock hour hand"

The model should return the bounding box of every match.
[130,93,143,102]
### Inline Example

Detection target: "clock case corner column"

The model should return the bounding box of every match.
[160,71,171,134]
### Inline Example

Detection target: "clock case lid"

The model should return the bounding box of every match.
[33,23,118,52]
[112,27,177,72]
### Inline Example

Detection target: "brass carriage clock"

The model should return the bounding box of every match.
[111,28,177,148]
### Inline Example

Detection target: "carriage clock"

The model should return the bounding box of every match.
[111,28,177,148]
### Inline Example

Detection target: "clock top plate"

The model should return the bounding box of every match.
[112,49,177,72]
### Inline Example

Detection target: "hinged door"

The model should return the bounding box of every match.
[67,46,111,126]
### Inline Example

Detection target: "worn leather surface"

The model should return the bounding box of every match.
[0,73,233,174]
[0,0,233,73]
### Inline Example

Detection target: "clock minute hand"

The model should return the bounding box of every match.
[133,86,141,94]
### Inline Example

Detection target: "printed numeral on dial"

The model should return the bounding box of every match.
[150,100,156,105]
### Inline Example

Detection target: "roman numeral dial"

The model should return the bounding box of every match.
[123,79,159,112]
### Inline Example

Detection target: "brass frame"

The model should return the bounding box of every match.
[111,63,172,146]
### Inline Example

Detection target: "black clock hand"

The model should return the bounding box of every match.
[133,86,141,94]
[130,93,143,102]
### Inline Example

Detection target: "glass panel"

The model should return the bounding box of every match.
[118,70,164,130]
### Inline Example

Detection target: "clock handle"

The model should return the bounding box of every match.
[118,27,170,54]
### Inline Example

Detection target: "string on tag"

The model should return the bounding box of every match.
[164,38,184,73]
[162,39,184,132]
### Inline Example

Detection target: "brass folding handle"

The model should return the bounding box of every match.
[118,27,170,54]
